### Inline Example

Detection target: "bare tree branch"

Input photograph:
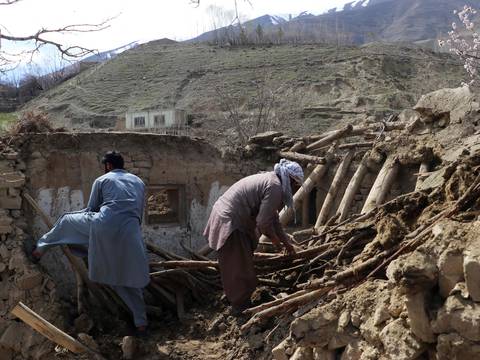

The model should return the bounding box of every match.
[0,0,22,5]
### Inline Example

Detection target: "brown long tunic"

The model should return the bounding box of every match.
[204,172,290,251]
[204,172,290,308]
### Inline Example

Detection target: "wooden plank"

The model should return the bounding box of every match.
[11,302,100,356]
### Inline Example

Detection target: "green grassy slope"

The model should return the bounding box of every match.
[25,41,465,139]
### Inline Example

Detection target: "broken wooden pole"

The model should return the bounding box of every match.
[315,151,355,229]
[241,286,333,331]
[278,151,326,165]
[11,302,103,358]
[336,152,370,222]
[361,157,400,214]
[306,124,353,151]
[415,161,430,191]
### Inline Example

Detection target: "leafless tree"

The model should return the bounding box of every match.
[214,72,306,145]
[0,0,111,72]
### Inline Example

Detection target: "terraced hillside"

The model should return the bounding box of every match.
[26,41,465,142]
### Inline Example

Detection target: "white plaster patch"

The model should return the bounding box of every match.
[189,181,229,250]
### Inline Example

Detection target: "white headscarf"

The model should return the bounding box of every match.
[274,159,304,211]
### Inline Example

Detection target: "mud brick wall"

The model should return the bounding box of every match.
[12,132,262,298]
[0,150,65,360]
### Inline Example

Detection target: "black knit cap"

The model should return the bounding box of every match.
[101,151,124,169]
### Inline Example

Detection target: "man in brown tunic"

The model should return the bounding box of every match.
[204,159,304,312]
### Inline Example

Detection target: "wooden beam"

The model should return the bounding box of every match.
[11,302,103,357]
[315,151,355,228]
[336,152,370,222]
[278,151,326,165]
[290,141,306,152]
[306,124,353,151]
[361,157,400,214]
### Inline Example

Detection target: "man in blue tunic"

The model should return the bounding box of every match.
[32,151,150,334]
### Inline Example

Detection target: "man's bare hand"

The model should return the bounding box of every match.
[283,240,296,256]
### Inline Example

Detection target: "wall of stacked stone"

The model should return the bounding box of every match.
[0,150,67,360]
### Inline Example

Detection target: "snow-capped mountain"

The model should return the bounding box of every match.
[189,0,479,46]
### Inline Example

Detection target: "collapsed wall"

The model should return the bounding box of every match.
[260,86,480,360]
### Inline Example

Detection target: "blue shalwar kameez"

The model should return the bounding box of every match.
[36,169,150,327]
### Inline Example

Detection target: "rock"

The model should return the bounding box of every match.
[0,262,5,273]
[16,271,43,290]
[373,302,390,326]
[432,293,480,341]
[414,86,480,125]
[10,210,21,219]
[0,322,29,353]
[74,314,94,334]
[77,333,99,352]
[0,196,21,210]
[463,242,480,301]
[0,244,9,259]
[290,346,314,360]
[340,340,379,360]
[379,318,425,359]
[3,153,18,160]
[272,338,295,360]
[0,346,12,360]
[327,332,356,350]
[438,248,464,298]
[359,316,381,345]
[436,332,480,360]
[157,344,171,358]
[337,311,350,330]
[312,347,335,360]
[121,336,137,360]
[8,249,27,271]
[405,291,434,343]
[0,171,25,189]
[248,131,283,145]
[386,251,438,292]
